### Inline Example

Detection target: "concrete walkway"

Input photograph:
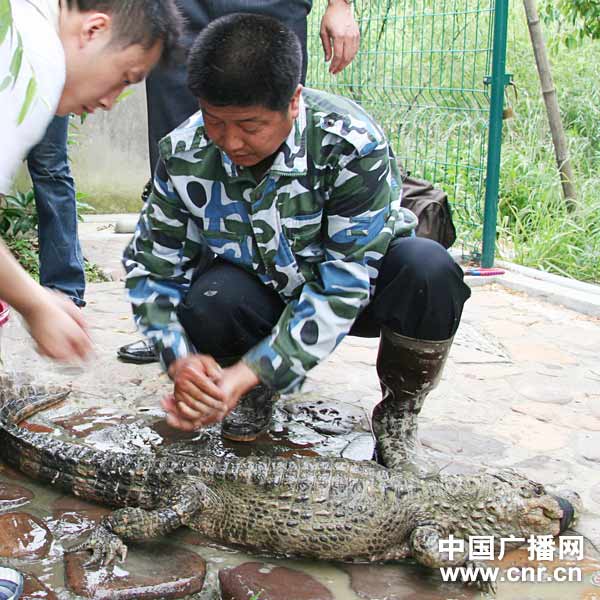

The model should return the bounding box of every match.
[0,214,599,599]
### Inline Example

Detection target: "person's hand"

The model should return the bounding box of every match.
[162,357,260,432]
[320,0,360,75]
[163,355,226,431]
[21,288,93,361]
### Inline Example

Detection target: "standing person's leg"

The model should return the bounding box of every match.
[145,1,208,177]
[350,236,471,472]
[27,116,86,307]
[145,0,311,176]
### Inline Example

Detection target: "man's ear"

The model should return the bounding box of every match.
[79,12,112,47]
[289,84,303,119]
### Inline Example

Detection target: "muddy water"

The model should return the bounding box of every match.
[0,396,599,599]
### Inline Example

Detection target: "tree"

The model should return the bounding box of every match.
[560,0,600,40]
[542,0,600,46]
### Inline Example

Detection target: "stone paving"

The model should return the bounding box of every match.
[0,218,599,599]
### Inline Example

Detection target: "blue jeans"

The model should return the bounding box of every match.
[27,116,86,306]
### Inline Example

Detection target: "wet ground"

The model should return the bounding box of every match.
[0,221,599,599]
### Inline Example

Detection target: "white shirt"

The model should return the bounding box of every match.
[0,0,65,193]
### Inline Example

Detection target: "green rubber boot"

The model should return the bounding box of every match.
[373,326,453,473]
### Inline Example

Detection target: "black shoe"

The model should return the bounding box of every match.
[221,385,276,442]
[117,339,158,364]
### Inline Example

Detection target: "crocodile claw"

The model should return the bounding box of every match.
[71,525,128,567]
[465,561,497,595]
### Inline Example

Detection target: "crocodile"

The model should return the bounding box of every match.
[0,377,581,593]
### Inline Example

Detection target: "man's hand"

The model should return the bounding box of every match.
[161,354,259,431]
[320,0,360,75]
[162,357,260,432]
[22,288,93,361]
[164,355,226,431]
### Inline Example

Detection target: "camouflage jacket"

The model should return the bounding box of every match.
[123,88,417,392]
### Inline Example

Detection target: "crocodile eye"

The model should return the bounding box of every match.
[533,484,545,496]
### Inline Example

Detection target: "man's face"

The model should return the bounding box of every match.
[199,86,302,167]
[58,12,163,116]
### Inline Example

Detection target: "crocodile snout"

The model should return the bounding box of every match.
[553,491,582,533]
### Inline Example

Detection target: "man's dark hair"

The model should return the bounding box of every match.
[63,0,183,65]
[187,13,302,112]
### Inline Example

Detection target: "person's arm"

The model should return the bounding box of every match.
[243,140,412,393]
[0,239,92,360]
[122,158,204,370]
[320,0,360,74]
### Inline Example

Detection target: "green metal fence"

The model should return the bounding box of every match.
[307,0,510,265]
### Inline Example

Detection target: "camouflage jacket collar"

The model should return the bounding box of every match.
[213,94,309,179]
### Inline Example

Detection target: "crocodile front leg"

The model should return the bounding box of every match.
[71,524,128,566]
[72,480,215,566]
[410,526,497,595]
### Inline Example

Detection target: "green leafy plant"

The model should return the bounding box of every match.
[83,258,111,283]
[0,189,107,282]
[5,236,39,279]
[0,189,94,239]
[541,0,600,48]
[0,0,37,123]
[0,189,37,237]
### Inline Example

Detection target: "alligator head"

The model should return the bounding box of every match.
[473,469,581,541]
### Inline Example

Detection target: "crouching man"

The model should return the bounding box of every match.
[123,13,470,471]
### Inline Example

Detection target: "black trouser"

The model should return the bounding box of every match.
[177,237,471,362]
[146,0,312,174]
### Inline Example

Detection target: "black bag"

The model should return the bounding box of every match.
[399,166,457,249]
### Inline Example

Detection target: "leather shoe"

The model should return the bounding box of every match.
[117,339,158,364]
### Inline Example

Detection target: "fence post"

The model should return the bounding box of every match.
[481,0,510,267]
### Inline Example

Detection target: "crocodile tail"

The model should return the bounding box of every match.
[0,373,70,426]
[0,374,161,509]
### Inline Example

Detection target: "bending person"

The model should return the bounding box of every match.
[118,0,360,364]
[123,15,470,471]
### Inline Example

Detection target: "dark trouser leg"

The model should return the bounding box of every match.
[177,259,285,361]
[27,116,86,306]
[177,239,469,358]
[146,0,310,175]
[352,236,471,471]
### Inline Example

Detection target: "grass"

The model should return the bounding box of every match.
[497,7,600,282]
[307,1,600,282]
